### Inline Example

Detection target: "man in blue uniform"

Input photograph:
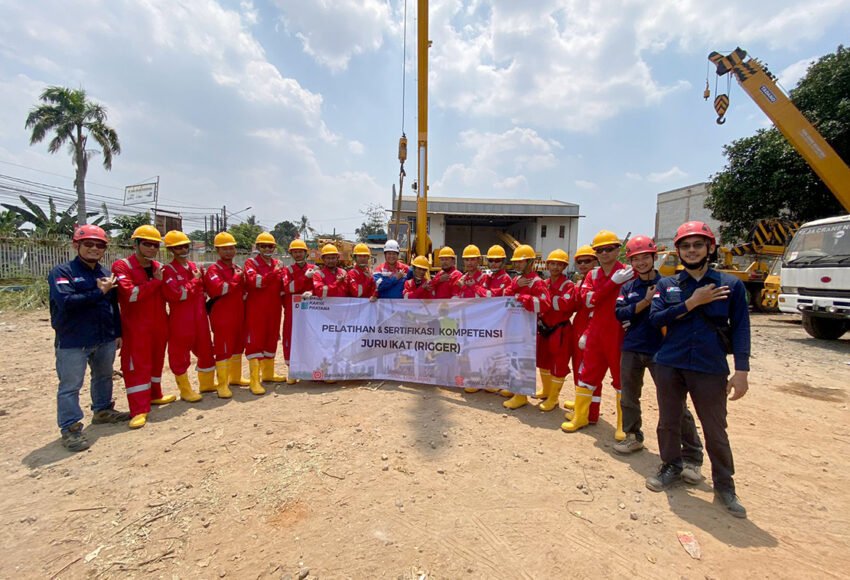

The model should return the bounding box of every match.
[646,221,751,518]
[48,225,130,451]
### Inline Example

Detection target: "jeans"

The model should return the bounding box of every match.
[655,364,735,492]
[56,341,117,432]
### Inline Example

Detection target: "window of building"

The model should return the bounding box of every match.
[559,225,565,239]
[541,225,547,238]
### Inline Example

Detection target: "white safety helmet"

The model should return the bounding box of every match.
[384,239,400,253]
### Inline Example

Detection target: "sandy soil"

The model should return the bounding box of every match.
[0,309,848,579]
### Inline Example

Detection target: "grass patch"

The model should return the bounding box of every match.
[0,279,50,311]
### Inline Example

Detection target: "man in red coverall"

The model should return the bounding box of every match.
[203,231,247,398]
[483,245,512,297]
[161,230,214,403]
[502,244,551,410]
[282,238,314,384]
[431,246,462,298]
[455,245,491,298]
[563,244,598,411]
[348,243,377,299]
[305,244,348,299]
[536,249,577,411]
[403,256,435,299]
[243,232,286,395]
[562,230,634,438]
[112,225,174,429]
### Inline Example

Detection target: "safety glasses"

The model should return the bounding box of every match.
[678,241,707,251]
[575,258,595,265]
[140,241,161,249]
[81,240,107,249]
[595,245,619,254]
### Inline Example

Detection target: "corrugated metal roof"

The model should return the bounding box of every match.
[397,196,579,216]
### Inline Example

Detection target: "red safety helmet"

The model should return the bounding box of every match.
[73,224,109,244]
[673,221,716,246]
[625,235,657,259]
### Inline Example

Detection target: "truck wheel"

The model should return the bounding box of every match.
[802,312,848,340]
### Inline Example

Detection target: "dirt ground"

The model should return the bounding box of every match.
[0,310,848,580]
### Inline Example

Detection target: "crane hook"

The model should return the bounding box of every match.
[714,94,729,125]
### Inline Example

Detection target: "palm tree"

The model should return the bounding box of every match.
[297,214,316,241]
[25,86,121,226]
[0,209,24,237]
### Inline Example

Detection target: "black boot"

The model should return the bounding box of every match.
[715,489,747,519]
[646,463,682,492]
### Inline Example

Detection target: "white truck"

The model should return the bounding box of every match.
[779,215,850,339]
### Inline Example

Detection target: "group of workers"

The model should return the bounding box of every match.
[49,218,751,519]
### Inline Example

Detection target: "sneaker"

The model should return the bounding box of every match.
[92,408,131,424]
[61,422,90,452]
[681,462,703,485]
[613,433,644,455]
[646,463,682,492]
[714,489,747,519]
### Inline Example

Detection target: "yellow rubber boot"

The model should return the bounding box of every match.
[561,386,593,432]
[151,393,176,405]
[248,359,266,395]
[129,413,147,429]
[175,373,202,403]
[215,361,233,399]
[535,369,551,399]
[539,377,564,412]
[563,397,575,411]
[464,387,480,393]
[262,359,286,383]
[198,370,218,394]
[614,391,626,441]
[229,355,250,386]
[285,360,298,385]
[484,388,499,393]
[499,389,513,397]
[503,393,528,410]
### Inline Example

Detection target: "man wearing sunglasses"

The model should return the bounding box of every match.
[482,245,512,298]
[49,225,130,451]
[112,225,174,429]
[647,221,750,519]
[563,245,598,411]
[563,230,633,438]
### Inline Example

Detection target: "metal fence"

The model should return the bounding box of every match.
[0,238,291,280]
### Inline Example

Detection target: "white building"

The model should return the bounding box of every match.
[654,182,723,248]
[392,196,581,259]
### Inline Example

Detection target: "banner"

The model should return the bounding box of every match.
[290,297,537,394]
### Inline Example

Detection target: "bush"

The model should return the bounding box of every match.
[0,279,50,311]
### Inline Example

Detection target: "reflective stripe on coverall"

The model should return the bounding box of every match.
[312,266,348,298]
[204,260,246,362]
[431,267,462,299]
[244,256,283,360]
[162,260,215,375]
[454,270,492,298]
[347,266,377,298]
[538,274,576,379]
[403,277,435,299]
[482,270,512,297]
[281,262,314,362]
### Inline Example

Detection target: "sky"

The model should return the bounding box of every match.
[0,0,848,243]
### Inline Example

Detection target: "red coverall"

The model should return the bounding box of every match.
[347,266,376,298]
[203,260,246,362]
[538,275,577,379]
[454,270,491,298]
[403,278,435,299]
[483,269,512,297]
[112,255,168,416]
[571,293,592,387]
[312,266,348,297]
[577,263,626,423]
[162,260,215,375]
[243,256,283,360]
[505,273,552,368]
[431,267,462,299]
[281,262,314,363]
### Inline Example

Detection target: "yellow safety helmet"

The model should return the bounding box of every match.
[486,245,507,259]
[591,230,620,249]
[546,249,569,263]
[288,239,308,252]
[255,232,276,245]
[320,243,339,256]
[412,255,430,269]
[574,244,597,260]
[214,232,237,247]
[462,244,481,259]
[511,244,536,261]
[353,243,371,256]
[438,246,456,259]
[131,224,162,243]
[164,230,190,248]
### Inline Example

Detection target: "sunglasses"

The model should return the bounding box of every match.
[595,245,619,254]
[257,244,276,249]
[678,241,708,251]
[81,240,107,249]
[140,241,161,249]
[575,259,595,265]
[171,244,190,251]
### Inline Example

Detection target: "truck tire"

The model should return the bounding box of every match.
[802,312,848,340]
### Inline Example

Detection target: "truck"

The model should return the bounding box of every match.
[709,48,850,339]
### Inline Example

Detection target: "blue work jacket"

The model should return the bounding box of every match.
[616,272,663,355]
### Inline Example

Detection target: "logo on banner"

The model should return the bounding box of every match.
[454,375,465,387]
[312,369,324,380]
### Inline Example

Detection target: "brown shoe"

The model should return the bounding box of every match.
[92,408,131,424]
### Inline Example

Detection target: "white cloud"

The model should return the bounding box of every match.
[646,166,687,183]
[574,180,598,190]
[778,56,815,90]
[625,172,642,181]
[276,0,395,72]
[348,140,365,155]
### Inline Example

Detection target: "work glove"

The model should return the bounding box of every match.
[611,266,634,285]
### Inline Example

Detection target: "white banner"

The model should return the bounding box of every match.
[124,182,157,205]
[290,297,537,394]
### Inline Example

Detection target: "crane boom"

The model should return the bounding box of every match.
[709,48,850,213]
[415,0,430,258]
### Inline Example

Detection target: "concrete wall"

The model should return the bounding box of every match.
[655,182,722,248]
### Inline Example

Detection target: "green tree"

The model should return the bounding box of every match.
[112,212,151,244]
[230,216,264,250]
[354,203,387,242]
[706,45,849,242]
[271,220,299,247]
[188,230,207,242]
[2,196,101,238]
[296,214,315,241]
[0,209,24,237]
[25,86,121,226]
